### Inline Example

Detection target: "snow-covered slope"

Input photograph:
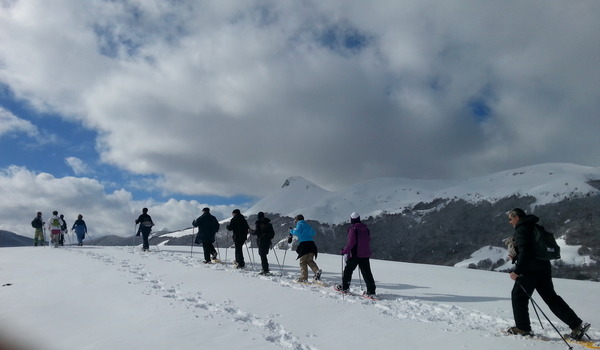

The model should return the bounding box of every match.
[1,245,598,350]
[247,163,600,224]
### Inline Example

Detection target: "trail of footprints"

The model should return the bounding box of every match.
[78,248,318,350]
[75,247,592,347]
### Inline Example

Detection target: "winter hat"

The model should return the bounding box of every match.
[202,207,210,212]
[350,212,360,219]
[53,210,58,215]
[257,212,265,219]
[232,209,241,215]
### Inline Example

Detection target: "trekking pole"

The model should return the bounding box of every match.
[245,241,254,269]
[341,254,345,300]
[42,226,47,248]
[215,238,220,260]
[358,268,364,292]
[86,231,95,245]
[225,234,229,262]
[250,237,256,266]
[190,227,195,258]
[132,223,139,252]
[516,280,573,350]
[271,243,282,273]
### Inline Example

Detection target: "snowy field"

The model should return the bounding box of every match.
[1,245,598,350]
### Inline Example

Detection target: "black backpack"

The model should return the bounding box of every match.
[533,224,561,260]
[259,221,275,240]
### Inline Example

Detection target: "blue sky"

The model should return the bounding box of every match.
[1,0,600,237]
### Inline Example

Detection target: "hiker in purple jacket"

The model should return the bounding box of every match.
[336,212,376,296]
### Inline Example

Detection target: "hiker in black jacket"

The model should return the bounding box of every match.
[226,209,249,268]
[193,207,220,263]
[506,208,589,339]
[250,212,274,274]
[135,208,154,252]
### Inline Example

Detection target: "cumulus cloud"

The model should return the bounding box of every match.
[0,166,237,237]
[1,0,600,200]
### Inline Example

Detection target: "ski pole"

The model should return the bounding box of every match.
[225,234,229,262]
[516,280,572,350]
[214,237,220,260]
[132,223,139,252]
[358,267,364,292]
[341,254,345,300]
[271,243,282,272]
[86,231,94,245]
[244,241,254,269]
[190,227,195,258]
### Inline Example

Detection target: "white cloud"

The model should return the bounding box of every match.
[0,166,237,237]
[0,107,39,138]
[65,156,91,175]
[1,0,600,200]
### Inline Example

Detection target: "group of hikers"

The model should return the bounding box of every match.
[186,206,591,341]
[187,207,375,296]
[31,211,88,247]
[31,206,592,341]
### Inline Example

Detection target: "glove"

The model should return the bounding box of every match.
[136,232,140,236]
[339,249,344,255]
[287,234,293,244]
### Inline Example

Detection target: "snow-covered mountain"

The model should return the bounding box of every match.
[246,163,600,224]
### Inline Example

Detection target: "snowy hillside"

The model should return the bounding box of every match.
[1,245,598,350]
[247,163,600,224]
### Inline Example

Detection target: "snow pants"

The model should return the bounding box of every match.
[258,239,271,273]
[33,229,44,246]
[342,257,376,294]
[512,270,581,332]
[298,253,319,281]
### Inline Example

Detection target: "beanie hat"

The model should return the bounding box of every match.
[202,207,210,212]
[232,209,241,215]
[350,212,360,219]
[257,212,265,219]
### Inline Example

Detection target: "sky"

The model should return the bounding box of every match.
[1,1,600,237]
[1,245,598,350]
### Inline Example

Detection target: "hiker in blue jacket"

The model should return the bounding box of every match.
[289,214,321,282]
[72,214,87,246]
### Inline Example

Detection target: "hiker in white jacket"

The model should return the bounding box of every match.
[47,211,64,248]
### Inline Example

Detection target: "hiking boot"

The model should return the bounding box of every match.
[314,269,322,281]
[296,278,308,283]
[259,271,271,276]
[570,322,590,340]
[211,252,218,260]
[506,327,533,336]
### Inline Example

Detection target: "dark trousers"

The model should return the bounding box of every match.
[512,270,581,331]
[258,239,271,272]
[202,242,216,262]
[139,227,151,250]
[234,241,245,267]
[342,257,376,294]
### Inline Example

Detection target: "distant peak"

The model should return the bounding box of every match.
[282,176,309,188]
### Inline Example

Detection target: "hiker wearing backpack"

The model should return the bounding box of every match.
[250,212,275,275]
[31,212,44,246]
[192,207,220,263]
[335,212,376,296]
[226,209,250,268]
[135,208,154,252]
[47,211,64,248]
[72,214,87,246]
[289,214,322,282]
[59,214,67,246]
[506,208,590,339]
